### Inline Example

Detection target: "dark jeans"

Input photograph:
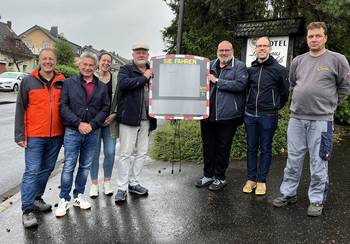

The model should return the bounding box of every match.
[200,120,237,180]
[244,114,278,183]
[21,136,63,212]
[59,128,100,201]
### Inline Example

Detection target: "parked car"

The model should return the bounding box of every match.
[0,72,27,92]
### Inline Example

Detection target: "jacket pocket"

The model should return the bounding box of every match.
[272,90,276,107]
[319,121,333,161]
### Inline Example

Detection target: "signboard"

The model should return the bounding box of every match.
[149,55,210,120]
[245,36,289,67]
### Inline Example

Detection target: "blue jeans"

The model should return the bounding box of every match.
[21,136,63,212]
[244,114,278,183]
[59,128,99,201]
[90,126,116,180]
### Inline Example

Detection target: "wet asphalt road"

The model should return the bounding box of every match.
[0,135,349,244]
[0,92,64,200]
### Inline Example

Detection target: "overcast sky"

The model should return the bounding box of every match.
[1,0,175,58]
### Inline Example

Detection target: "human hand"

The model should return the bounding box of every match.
[207,74,217,83]
[78,122,92,134]
[17,141,27,148]
[104,113,116,126]
[143,69,153,79]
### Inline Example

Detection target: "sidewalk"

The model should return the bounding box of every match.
[1,141,349,243]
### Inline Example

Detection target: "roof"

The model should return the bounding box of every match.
[0,22,34,59]
[235,18,304,37]
[81,45,129,69]
[19,25,82,54]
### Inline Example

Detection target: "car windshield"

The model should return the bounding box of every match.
[0,72,19,79]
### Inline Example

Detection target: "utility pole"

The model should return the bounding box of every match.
[176,0,185,54]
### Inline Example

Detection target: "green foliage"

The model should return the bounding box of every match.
[335,95,350,124]
[162,0,267,58]
[55,64,78,78]
[151,107,290,162]
[55,39,76,66]
[163,0,350,60]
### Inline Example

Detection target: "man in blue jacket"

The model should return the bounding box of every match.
[242,36,289,196]
[114,43,157,203]
[55,52,110,217]
[195,40,248,191]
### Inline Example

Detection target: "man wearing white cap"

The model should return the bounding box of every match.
[114,43,157,203]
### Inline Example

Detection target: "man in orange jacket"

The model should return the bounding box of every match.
[15,48,65,228]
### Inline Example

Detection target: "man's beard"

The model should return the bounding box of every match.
[135,60,147,65]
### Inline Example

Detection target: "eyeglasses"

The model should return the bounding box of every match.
[256,45,270,48]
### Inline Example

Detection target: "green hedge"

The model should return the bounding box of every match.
[55,64,79,78]
[151,106,290,162]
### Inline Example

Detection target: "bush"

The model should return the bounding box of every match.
[56,64,79,78]
[335,95,350,125]
[151,106,290,162]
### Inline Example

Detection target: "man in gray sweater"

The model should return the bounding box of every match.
[273,22,350,217]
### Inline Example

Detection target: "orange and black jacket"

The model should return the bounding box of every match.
[14,69,65,143]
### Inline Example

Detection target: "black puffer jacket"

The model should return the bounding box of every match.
[116,63,156,131]
[246,55,289,115]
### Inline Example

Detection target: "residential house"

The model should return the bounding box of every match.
[81,45,128,72]
[19,25,82,60]
[0,21,35,73]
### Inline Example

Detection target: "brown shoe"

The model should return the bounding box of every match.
[255,182,266,195]
[242,180,257,193]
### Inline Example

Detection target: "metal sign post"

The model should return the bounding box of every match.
[150,54,209,173]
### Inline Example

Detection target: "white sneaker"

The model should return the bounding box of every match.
[73,194,91,209]
[89,184,99,198]
[55,198,69,217]
[103,181,113,196]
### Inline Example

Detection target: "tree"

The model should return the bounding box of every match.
[163,0,350,60]
[54,39,75,66]
[162,0,267,59]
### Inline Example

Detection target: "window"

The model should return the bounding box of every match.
[43,42,49,48]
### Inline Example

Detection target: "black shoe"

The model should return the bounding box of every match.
[272,195,297,207]
[195,176,214,188]
[208,179,226,191]
[128,184,148,195]
[307,203,323,217]
[115,189,127,204]
[33,198,52,212]
[22,211,38,228]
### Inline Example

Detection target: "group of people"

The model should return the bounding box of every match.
[15,21,350,229]
[196,21,349,217]
[16,43,155,228]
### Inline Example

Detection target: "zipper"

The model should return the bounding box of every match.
[234,98,237,111]
[49,83,53,137]
[272,89,276,107]
[138,85,144,122]
[255,66,263,116]
[215,70,223,120]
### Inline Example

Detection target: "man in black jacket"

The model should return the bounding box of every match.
[55,52,109,217]
[114,43,157,203]
[242,36,289,195]
[195,40,248,191]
